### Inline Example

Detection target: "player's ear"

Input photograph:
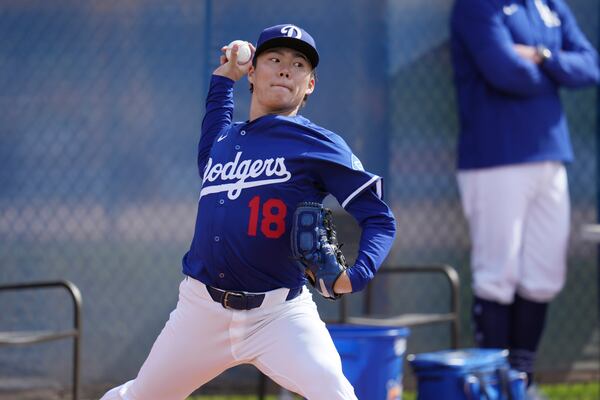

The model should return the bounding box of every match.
[305,75,315,95]
[247,65,255,86]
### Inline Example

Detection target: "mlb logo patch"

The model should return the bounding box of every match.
[351,154,364,171]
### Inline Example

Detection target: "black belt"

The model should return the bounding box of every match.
[206,285,302,310]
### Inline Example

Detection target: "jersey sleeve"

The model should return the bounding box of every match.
[306,135,383,209]
[344,187,396,292]
[198,75,235,176]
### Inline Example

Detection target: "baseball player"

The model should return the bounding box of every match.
[450,0,599,395]
[100,23,396,400]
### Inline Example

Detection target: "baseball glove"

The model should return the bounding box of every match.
[291,202,348,300]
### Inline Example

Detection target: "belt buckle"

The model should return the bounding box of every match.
[222,291,245,310]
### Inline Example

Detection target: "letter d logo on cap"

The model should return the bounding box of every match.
[281,25,302,39]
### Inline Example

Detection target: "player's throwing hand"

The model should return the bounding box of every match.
[214,42,255,82]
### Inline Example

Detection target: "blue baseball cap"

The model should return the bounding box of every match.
[255,24,319,68]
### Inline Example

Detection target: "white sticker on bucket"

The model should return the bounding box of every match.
[394,338,406,356]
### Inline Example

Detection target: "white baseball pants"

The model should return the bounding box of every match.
[457,161,569,304]
[100,277,356,400]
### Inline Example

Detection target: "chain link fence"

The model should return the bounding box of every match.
[0,0,597,398]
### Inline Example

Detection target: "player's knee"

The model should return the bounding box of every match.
[302,367,355,399]
[304,360,349,388]
[99,380,134,400]
[99,387,122,400]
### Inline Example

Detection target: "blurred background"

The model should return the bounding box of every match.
[0,0,597,398]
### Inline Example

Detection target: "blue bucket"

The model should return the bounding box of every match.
[328,324,410,400]
[408,348,527,400]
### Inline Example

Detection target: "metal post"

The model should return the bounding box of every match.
[597,12,600,320]
[203,0,212,92]
[597,5,600,322]
[67,281,82,400]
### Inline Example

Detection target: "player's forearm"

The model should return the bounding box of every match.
[541,48,600,88]
[198,75,235,174]
[202,75,234,136]
[350,224,398,294]
[539,0,600,89]
[346,225,396,293]
[343,188,396,292]
[475,49,556,96]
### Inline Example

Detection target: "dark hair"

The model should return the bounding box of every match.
[249,56,317,108]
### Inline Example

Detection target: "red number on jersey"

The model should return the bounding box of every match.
[247,196,261,236]
[247,196,287,239]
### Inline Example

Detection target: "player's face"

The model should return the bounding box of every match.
[248,48,315,115]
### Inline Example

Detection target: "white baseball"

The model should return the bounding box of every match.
[226,40,252,64]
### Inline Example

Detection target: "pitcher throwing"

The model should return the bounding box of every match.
[100,23,396,400]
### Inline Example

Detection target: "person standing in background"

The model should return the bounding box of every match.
[450,0,599,398]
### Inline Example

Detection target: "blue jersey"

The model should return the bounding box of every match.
[451,0,599,170]
[182,75,396,293]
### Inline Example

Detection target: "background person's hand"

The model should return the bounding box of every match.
[513,44,542,64]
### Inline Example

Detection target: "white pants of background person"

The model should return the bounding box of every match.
[100,277,356,400]
[457,161,570,304]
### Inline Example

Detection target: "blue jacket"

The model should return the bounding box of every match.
[451,0,599,169]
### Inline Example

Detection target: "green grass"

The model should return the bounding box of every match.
[187,382,599,399]
[540,382,600,400]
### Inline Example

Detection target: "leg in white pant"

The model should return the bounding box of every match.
[457,162,569,304]
[518,163,569,302]
[100,278,239,400]
[239,292,356,399]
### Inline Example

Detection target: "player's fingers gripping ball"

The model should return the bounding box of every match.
[225,40,252,64]
[291,202,348,300]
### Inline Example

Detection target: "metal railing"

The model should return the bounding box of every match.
[340,264,461,349]
[0,280,82,400]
